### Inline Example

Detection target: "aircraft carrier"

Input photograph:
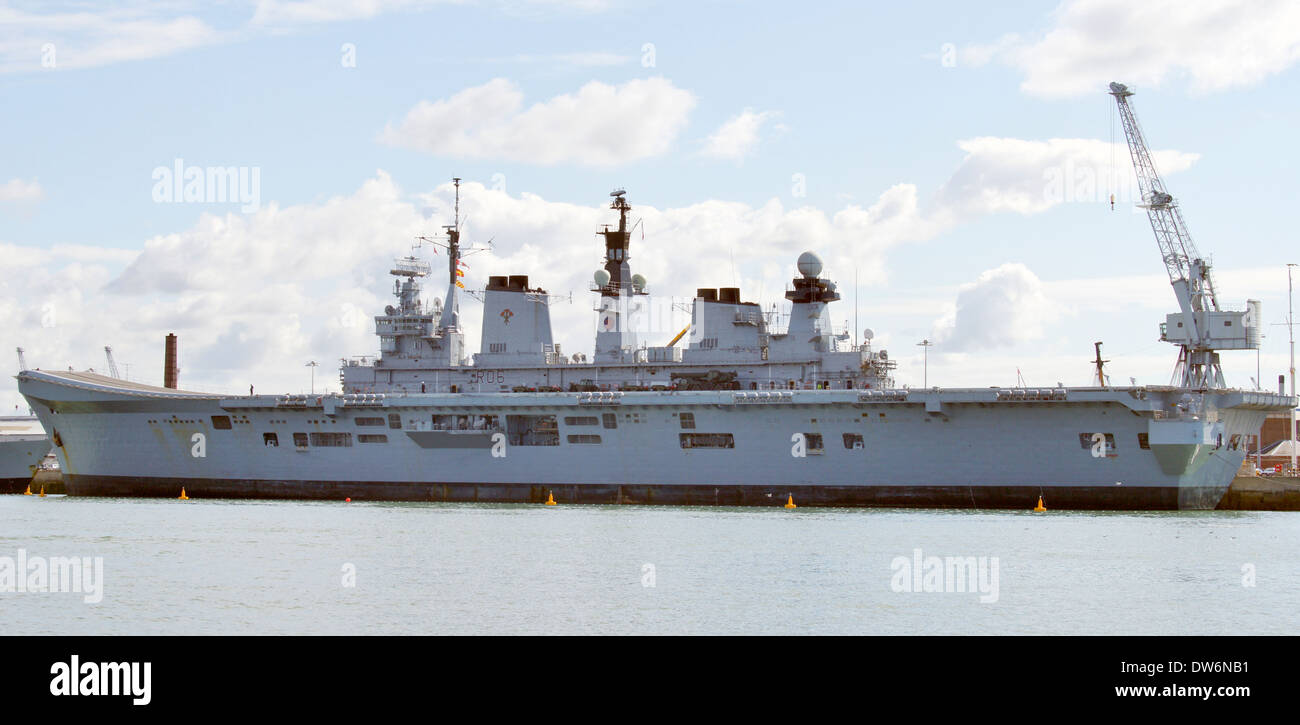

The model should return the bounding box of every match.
[14,84,1297,509]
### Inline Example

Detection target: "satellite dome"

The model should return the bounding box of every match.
[631,273,646,290]
[797,251,823,279]
[863,328,874,341]
[594,269,611,287]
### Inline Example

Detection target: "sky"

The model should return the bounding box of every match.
[2,0,1300,408]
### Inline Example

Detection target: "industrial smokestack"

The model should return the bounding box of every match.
[164,333,179,389]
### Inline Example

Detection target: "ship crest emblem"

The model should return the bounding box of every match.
[500,308,514,325]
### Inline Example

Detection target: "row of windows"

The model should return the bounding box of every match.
[262,432,388,448]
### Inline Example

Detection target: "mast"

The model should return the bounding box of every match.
[600,189,632,296]
[440,177,462,332]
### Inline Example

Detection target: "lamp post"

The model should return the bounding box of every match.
[917,339,933,388]
[306,360,319,395]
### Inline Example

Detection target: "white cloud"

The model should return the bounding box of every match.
[0,178,43,203]
[932,263,1056,351]
[934,137,1198,219]
[379,77,697,165]
[249,0,436,26]
[965,0,1300,97]
[0,4,223,73]
[248,0,613,26]
[0,1,615,73]
[700,109,778,162]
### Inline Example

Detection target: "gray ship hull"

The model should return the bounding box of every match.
[0,434,48,493]
[56,476,1219,509]
[20,370,1293,510]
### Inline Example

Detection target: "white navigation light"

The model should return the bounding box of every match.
[594,269,611,287]
[797,251,822,279]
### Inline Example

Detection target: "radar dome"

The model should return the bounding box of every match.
[797,251,823,279]
[863,328,874,341]
[631,273,646,290]
[594,269,611,287]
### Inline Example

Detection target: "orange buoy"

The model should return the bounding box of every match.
[1033,495,1046,512]
[784,494,797,509]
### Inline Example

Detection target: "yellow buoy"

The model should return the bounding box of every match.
[23,484,32,495]
[38,486,46,497]
[1033,495,1046,512]
[544,492,557,506]
[784,494,797,509]
[179,488,190,500]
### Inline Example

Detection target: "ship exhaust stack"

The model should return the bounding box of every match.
[163,333,179,389]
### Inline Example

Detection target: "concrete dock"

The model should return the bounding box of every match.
[1219,475,1300,511]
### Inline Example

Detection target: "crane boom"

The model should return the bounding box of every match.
[1108,81,1257,389]
[104,346,120,379]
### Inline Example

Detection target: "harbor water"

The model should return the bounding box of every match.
[3,495,1298,635]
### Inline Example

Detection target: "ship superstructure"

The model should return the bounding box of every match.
[340,185,895,395]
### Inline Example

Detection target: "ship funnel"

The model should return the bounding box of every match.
[164,333,179,389]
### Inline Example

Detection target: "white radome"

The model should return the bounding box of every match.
[594,269,611,287]
[797,251,822,279]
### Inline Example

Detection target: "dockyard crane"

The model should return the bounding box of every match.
[104,346,120,379]
[1108,82,1259,389]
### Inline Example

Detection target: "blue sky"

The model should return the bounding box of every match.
[2,0,1299,403]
